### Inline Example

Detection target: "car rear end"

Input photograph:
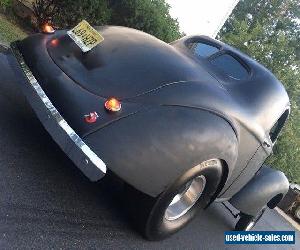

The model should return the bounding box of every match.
[9,40,110,181]
[10,22,208,184]
[8,29,142,182]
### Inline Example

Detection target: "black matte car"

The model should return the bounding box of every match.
[5,25,290,240]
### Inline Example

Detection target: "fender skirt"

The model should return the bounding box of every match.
[229,166,289,216]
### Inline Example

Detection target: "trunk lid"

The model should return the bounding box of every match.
[47,26,205,98]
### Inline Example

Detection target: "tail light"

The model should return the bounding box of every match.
[84,112,99,124]
[104,98,122,112]
[42,23,55,34]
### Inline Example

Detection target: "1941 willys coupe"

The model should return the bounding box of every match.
[4,22,290,240]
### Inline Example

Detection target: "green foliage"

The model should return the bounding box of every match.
[219,0,300,183]
[0,0,12,12]
[33,0,111,28]
[32,0,182,43]
[53,0,111,28]
[0,14,27,45]
[109,0,182,42]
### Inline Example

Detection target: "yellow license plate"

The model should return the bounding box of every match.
[67,20,104,52]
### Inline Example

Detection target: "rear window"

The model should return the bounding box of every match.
[210,54,249,80]
[189,42,220,58]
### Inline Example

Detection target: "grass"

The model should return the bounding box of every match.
[0,14,27,45]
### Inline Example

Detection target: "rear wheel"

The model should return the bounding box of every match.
[235,207,266,231]
[164,175,207,221]
[295,206,300,221]
[126,159,223,240]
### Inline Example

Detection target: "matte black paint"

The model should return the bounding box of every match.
[85,106,238,196]
[8,45,106,181]
[230,166,289,216]
[14,26,290,199]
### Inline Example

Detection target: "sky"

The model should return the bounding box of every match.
[166,0,240,37]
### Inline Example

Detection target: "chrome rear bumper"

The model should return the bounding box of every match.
[10,43,107,181]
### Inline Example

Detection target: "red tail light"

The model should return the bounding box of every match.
[104,98,122,112]
[50,39,59,46]
[84,112,99,124]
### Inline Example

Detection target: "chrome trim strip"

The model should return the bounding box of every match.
[11,45,107,174]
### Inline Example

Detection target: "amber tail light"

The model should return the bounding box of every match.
[104,98,122,112]
[42,23,55,34]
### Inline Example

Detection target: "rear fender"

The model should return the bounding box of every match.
[229,166,289,216]
[84,106,238,197]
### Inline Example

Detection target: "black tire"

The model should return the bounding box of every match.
[125,159,223,240]
[235,208,266,231]
[294,206,300,221]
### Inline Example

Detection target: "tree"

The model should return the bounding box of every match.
[0,0,12,12]
[32,0,182,43]
[219,0,300,183]
[34,0,111,28]
[33,0,59,27]
[109,0,182,42]
[55,0,111,28]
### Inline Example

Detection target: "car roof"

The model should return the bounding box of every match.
[171,35,274,85]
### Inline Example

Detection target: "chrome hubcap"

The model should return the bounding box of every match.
[295,208,300,219]
[164,175,207,221]
[245,220,256,231]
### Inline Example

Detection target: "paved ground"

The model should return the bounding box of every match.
[0,49,299,249]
